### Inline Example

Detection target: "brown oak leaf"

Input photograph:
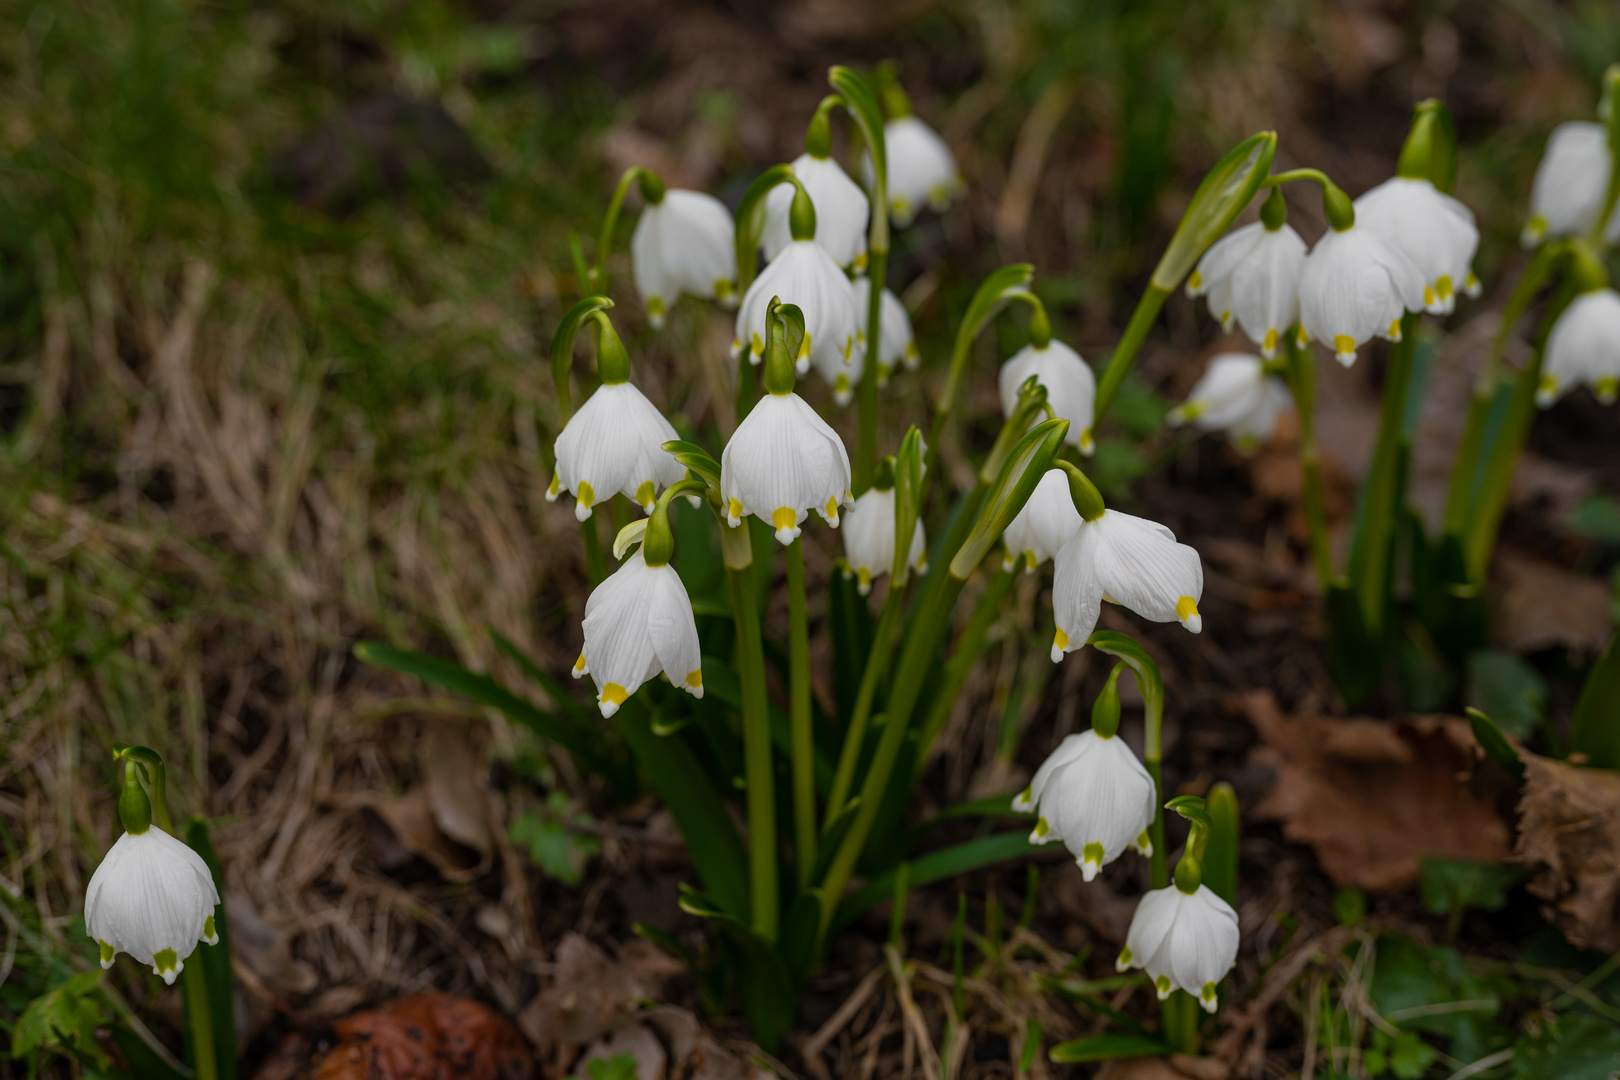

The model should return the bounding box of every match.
[1515,751,1620,952]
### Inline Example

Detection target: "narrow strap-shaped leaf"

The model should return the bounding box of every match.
[1467,707,1526,786]
[677,884,797,1052]
[184,819,236,1080]
[1048,1032,1172,1064]
[662,439,721,491]
[832,831,1036,932]
[1569,634,1620,769]
[1202,783,1240,907]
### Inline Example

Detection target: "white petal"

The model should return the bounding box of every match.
[1040,733,1157,875]
[1527,122,1612,244]
[1015,732,1091,814]
[1051,526,1104,659]
[852,277,916,371]
[1001,469,1082,570]
[762,154,870,268]
[645,561,704,697]
[1355,177,1479,313]
[734,241,860,384]
[998,341,1097,451]
[1298,225,1426,363]
[1088,511,1204,629]
[582,552,667,712]
[632,190,737,316]
[554,383,685,516]
[1172,354,1293,453]
[85,829,219,973]
[719,392,852,543]
[1542,288,1620,406]
[1121,886,1181,972]
[864,116,962,227]
[1225,226,1307,355]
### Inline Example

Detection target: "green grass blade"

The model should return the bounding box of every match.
[184,817,235,1080]
[832,832,1035,932]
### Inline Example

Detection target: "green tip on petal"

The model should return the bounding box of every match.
[99,940,116,967]
[153,948,179,980]
[203,914,217,942]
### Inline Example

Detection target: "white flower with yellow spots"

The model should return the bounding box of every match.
[1538,287,1620,407]
[1186,221,1306,358]
[549,382,685,522]
[1355,176,1480,315]
[841,486,926,596]
[631,189,737,327]
[720,391,853,546]
[852,276,919,383]
[1298,223,1427,367]
[574,546,703,717]
[85,827,220,986]
[1168,353,1294,454]
[1016,731,1156,881]
[1522,121,1616,248]
[1116,884,1240,1014]
[1051,511,1204,662]
[864,116,964,228]
[733,239,860,396]
[1000,468,1081,573]
[998,340,1097,454]
[762,153,870,270]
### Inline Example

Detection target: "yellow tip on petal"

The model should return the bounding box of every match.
[834,374,852,405]
[1115,945,1134,972]
[713,279,733,301]
[599,682,629,717]
[1176,595,1202,633]
[1436,275,1454,301]
[1536,374,1558,408]
[1051,626,1070,663]
[1595,376,1618,406]
[1079,428,1095,455]
[1023,550,1038,575]
[1187,269,1203,293]
[685,670,704,698]
[1387,319,1402,342]
[1154,975,1173,1001]
[1332,334,1357,367]
[825,496,841,525]
[727,497,744,526]
[1296,326,1309,347]
[99,940,115,968]
[772,506,800,545]
[856,566,872,596]
[751,331,765,358]
[1261,327,1278,357]
[546,470,561,501]
[799,331,812,360]
[636,480,656,513]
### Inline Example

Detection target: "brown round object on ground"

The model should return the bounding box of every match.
[314,993,534,1080]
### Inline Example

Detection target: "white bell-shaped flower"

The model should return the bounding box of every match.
[864,116,963,228]
[852,276,919,382]
[1168,353,1294,454]
[1051,510,1204,662]
[1018,731,1156,881]
[1001,468,1081,572]
[1539,288,1620,407]
[550,382,685,522]
[574,546,703,717]
[85,827,220,985]
[1298,224,1427,367]
[841,486,926,596]
[762,154,870,270]
[1187,221,1307,357]
[631,189,737,327]
[998,340,1097,454]
[1523,122,1614,248]
[733,239,860,395]
[1116,884,1241,1013]
[1354,177,1480,315]
[721,391,853,545]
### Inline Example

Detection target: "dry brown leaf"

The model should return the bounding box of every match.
[421,723,493,860]
[372,789,491,883]
[518,934,675,1060]
[1515,752,1620,952]
[313,993,534,1080]
[1492,554,1613,653]
[1246,691,1511,890]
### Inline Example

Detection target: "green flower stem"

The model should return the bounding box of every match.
[854,247,886,494]
[824,586,904,828]
[785,539,816,888]
[581,517,607,586]
[183,964,219,1080]
[816,567,969,949]
[590,167,647,293]
[1283,328,1337,590]
[911,566,1017,778]
[1443,243,1561,537]
[726,560,778,940]
[735,351,758,425]
[1092,284,1170,422]
[1164,994,1200,1055]
[1347,310,1421,633]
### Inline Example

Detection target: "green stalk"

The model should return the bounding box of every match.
[1347,311,1420,633]
[854,248,886,493]
[735,351,757,424]
[581,517,607,586]
[182,965,219,1080]
[911,566,1016,775]
[785,539,816,887]
[824,588,903,827]
[590,167,646,293]
[1093,284,1170,422]
[1284,329,1337,589]
[726,561,778,940]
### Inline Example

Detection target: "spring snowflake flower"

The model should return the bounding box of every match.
[549,382,686,522]
[864,116,964,228]
[998,340,1097,454]
[1355,177,1481,314]
[631,189,737,327]
[1522,122,1617,248]
[762,154,870,270]
[1539,287,1620,407]
[841,486,926,596]
[1116,884,1241,1013]
[1051,511,1204,662]
[1298,224,1427,367]
[1167,353,1294,454]
[852,276,919,383]
[1015,731,1157,881]
[734,239,861,401]
[720,391,853,546]
[1186,221,1307,357]
[574,546,703,717]
[1001,469,1081,572]
[85,827,220,985]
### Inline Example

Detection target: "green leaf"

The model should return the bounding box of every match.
[833,832,1035,932]
[1370,936,1507,1063]
[109,1028,187,1080]
[1570,633,1620,769]
[1466,650,1546,738]
[1150,130,1278,290]
[1569,494,1620,542]
[585,1053,640,1080]
[1049,1032,1171,1064]
[952,417,1068,577]
[662,440,722,492]
[509,794,601,885]
[1419,858,1522,919]
[1388,1030,1439,1080]
[1466,707,1526,786]
[11,971,109,1071]
[549,295,614,420]
[1513,1013,1620,1080]
[185,817,236,1080]
[1203,782,1239,907]
[677,885,796,1053]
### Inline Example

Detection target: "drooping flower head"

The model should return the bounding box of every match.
[721,298,853,545]
[574,492,706,717]
[630,174,737,327]
[1016,665,1156,880]
[998,325,1097,454]
[548,308,685,521]
[1167,353,1294,454]
[861,66,963,228]
[762,154,870,271]
[1050,467,1204,662]
[842,483,927,596]
[1298,181,1427,367]
[1000,468,1082,573]
[1522,121,1617,248]
[1539,285,1620,408]
[852,276,919,384]
[1354,177,1480,315]
[1187,189,1306,358]
[85,754,220,985]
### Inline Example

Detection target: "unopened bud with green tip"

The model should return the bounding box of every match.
[1055,460,1106,522]
[979,375,1048,486]
[1152,131,1278,291]
[1090,663,1125,739]
[1260,185,1287,231]
[1396,98,1459,195]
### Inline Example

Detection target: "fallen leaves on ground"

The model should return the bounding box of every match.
[1515,751,1620,952]
[1492,554,1613,654]
[314,993,534,1080]
[1245,691,1511,890]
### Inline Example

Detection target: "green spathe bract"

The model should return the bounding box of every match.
[1150,131,1277,292]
